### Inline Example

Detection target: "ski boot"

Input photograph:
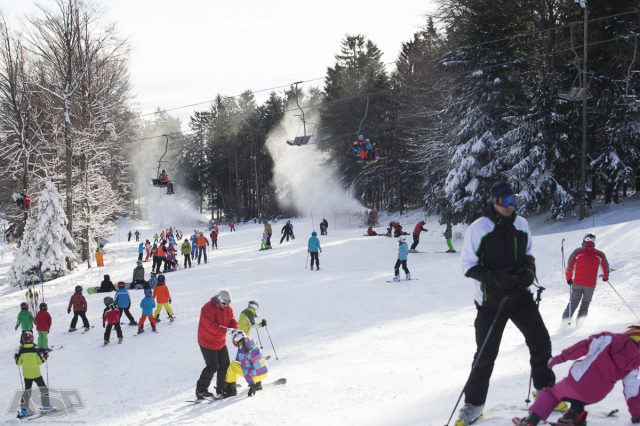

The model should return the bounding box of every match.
[557,407,587,425]
[118,337,123,344]
[103,339,109,345]
[392,275,401,282]
[516,411,542,426]
[41,406,55,414]
[169,315,175,322]
[129,321,138,326]
[406,273,412,280]
[195,389,214,400]
[454,403,483,426]
[532,390,569,411]
[68,327,77,332]
[155,315,161,323]
[84,326,90,331]
[222,382,237,398]
[137,328,144,334]
[17,408,32,418]
[152,326,157,332]
[254,381,263,391]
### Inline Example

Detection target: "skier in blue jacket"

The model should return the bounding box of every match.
[138,289,157,333]
[138,243,144,261]
[114,282,137,325]
[307,231,322,270]
[393,236,411,282]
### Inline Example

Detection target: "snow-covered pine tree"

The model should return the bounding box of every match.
[8,181,77,287]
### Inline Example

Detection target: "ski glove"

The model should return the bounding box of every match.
[248,384,257,397]
[517,268,535,289]
[547,355,564,369]
[567,279,573,285]
[169,299,172,304]
[260,319,267,327]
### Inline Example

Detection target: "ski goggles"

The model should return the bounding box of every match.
[583,234,596,243]
[496,194,518,207]
[219,299,230,307]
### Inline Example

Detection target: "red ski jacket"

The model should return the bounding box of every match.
[198,297,238,350]
[103,308,121,326]
[412,221,427,236]
[35,311,52,332]
[68,293,87,312]
[565,241,610,287]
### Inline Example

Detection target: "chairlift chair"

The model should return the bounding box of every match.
[558,71,594,101]
[151,135,175,194]
[285,81,316,146]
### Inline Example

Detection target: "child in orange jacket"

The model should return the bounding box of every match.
[152,274,174,322]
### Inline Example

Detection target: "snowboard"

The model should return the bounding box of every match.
[87,287,100,295]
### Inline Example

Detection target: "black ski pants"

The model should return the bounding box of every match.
[394,259,409,276]
[198,247,207,264]
[21,376,49,410]
[196,345,230,395]
[104,323,122,341]
[310,252,319,269]
[118,307,136,324]
[184,254,192,268]
[70,310,90,329]
[464,294,555,406]
[410,234,420,250]
[212,240,217,249]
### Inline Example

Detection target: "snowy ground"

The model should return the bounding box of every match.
[0,197,639,425]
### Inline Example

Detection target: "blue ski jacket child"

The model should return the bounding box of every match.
[138,243,144,254]
[308,236,321,253]
[140,295,156,315]
[114,289,131,308]
[398,241,409,261]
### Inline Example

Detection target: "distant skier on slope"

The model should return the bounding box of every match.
[238,300,267,337]
[392,236,410,281]
[280,220,294,244]
[308,231,322,270]
[409,219,428,252]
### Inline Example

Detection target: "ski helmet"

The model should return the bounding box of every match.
[136,260,142,266]
[144,289,152,297]
[103,296,114,305]
[117,281,126,288]
[20,302,28,310]
[583,233,596,244]
[248,300,259,310]
[22,331,34,344]
[358,135,364,140]
[232,330,246,346]
[217,289,232,305]
[625,325,640,346]
[39,302,47,311]
[311,231,317,236]
[399,236,406,243]
[158,274,165,283]
[75,285,82,293]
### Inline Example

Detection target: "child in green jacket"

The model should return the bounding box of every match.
[15,302,35,344]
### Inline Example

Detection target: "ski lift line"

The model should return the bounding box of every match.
[137,9,638,121]
[124,34,636,146]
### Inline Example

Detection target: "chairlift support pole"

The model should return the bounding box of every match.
[157,135,169,178]
[578,0,588,220]
[357,95,369,136]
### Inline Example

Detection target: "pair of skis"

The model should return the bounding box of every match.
[185,378,286,404]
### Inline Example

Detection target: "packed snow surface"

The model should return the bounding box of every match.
[0,198,639,425]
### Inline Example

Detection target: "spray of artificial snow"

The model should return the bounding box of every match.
[265,104,364,219]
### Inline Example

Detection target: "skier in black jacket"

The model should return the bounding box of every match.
[454,181,556,425]
[280,220,294,244]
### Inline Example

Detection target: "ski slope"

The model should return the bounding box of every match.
[0,197,639,425]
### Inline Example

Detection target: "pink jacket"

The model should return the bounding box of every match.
[557,332,640,416]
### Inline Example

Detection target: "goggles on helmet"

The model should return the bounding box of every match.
[496,194,517,208]
[583,234,596,243]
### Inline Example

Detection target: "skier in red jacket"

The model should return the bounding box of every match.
[562,233,610,322]
[195,289,238,400]
[409,220,428,252]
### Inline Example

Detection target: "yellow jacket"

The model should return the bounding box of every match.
[16,344,45,379]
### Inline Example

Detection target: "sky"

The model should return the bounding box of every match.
[0,0,437,128]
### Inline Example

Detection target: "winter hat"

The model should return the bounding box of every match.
[20,302,28,310]
[624,325,640,346]
[104,274,110,280]
[248,300,259,310]
[217,289,232,304]
[75,285,83,293]
[39,302,47,311]
[312,231,317,236]
[489,181,515,198]
[144,289,152,297]
[136,260,142,266]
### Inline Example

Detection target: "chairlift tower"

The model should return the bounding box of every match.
[578,0,588,220]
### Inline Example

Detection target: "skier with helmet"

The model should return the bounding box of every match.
[307,231,322,270]
[562,233,610,323]
[393,236,410,281]
[15,301,35,343]
[67,286,90,332]
[238,300,267,336]
[409,219,428,252]
[14,331,53,418]
[221,330,269,398]
[516,325,640,426]
[137,288,157,334]
[195,289,238,400]
[102,297,123,345]
[114,281,137,325]
[35,303,52,352]
[455,181,556,425]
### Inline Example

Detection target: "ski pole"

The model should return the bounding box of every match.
[444,296,510,426]
[525,285,545,406]
[562,239,573,326]
[256,326,264,349]
[264,325,279,360]
[606,279,640,321]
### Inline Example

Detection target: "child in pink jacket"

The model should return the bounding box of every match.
[517,326,640,425]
